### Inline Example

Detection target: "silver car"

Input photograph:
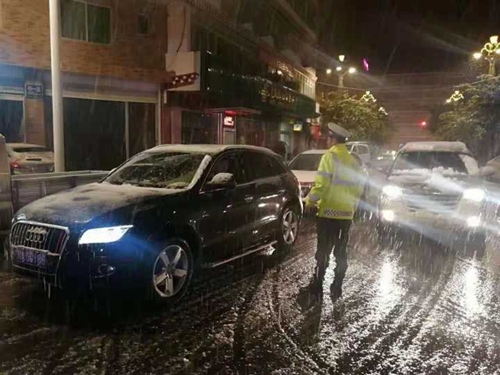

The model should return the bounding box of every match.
[7,143,54,174]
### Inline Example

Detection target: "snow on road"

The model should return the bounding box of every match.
[1,220,500,374]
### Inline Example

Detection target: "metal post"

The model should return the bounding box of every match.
[488,58,496,76]
[338,75,344,89]
[49,0,65,172]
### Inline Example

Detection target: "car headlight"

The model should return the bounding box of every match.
[463,188,485,202]
[382,185,403,199]
[79,225,133,245]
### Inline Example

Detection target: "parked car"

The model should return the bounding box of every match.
[7,143,54,174]
[8,145,302,301]
[484,155,500,183]
[377,141,495,255]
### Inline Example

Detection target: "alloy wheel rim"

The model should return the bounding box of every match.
[283,210,298,245]
[152,245,189,298]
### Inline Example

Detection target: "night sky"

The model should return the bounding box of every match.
[319,0,500,74]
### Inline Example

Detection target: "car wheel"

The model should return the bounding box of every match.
[147,239,193,302]
[277,205,300,255]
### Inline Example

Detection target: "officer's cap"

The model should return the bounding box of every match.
[327,123,351,139]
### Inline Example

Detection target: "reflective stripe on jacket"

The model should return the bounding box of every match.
[306,144,364,220]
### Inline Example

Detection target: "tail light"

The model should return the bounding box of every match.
[10,160,20,170]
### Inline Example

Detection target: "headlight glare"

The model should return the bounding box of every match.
[382,185,402,199]
[463,188,485,202]
[79,225,133,245]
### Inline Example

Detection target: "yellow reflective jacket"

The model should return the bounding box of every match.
[306,144,364,220]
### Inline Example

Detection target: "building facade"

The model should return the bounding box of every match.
[0,0,319,170]
[163,0,320,159]
[0,0,169,170]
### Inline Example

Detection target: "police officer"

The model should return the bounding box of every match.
[305,123,364,300]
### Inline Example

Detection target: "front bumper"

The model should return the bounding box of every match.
[379,198,486,246]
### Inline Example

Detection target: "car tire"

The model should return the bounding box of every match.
[145,238,194,303]
[276,205,300,255]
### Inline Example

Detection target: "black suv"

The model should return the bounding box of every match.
[9,145,302,301]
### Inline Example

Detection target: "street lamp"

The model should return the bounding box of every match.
[326,68,332,75]
[334,55,356,89]
[472,35,500,76]
[446,90,464,104]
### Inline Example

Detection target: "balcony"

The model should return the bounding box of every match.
[205,67,317,119]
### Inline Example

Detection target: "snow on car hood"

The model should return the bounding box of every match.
[292,170,316,184]
[389,169,481,194]
[18,182,182,225]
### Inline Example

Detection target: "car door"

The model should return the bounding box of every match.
[198,151,255,264]
[242,152,284,248]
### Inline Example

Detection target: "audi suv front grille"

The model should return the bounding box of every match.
[404,193,461,214]
[10,222,69,254]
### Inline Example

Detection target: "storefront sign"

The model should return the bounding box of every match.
[293,124,303,132]
[223,115,235,127]
[25,84,43,99]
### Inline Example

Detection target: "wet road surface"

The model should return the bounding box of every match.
[1,219,500,374]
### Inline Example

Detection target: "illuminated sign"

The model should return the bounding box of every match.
[293,124,303,132]
[224,116,235,127]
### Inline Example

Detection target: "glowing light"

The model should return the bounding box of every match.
[473,52,482,60]
[382,185,402,198]
[277,69,283,75]
[466,216,481,228]
[363,58,369,72]
[79,225,133,245]
[490,35,499,44]
[348,67,357,74]
[326,68,332,75]
[463,188,485,202]
[339,54,346,62]
[381,210,395,222]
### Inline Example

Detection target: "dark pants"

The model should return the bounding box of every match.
[314,217,352,290]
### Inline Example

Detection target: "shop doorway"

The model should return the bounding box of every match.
[0,100,23,142]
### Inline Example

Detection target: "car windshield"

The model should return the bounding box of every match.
[13,147,50,153]
[105,152,207,189]
[289,153,323,171]
[392,151,472,175]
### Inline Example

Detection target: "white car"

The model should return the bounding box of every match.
[378,141,495,255]
[346,141,372,163]
[7,143,54,174]
[289,149,370,205]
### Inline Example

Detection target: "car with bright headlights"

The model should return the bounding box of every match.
[8,145,302,301]
[377,141,494,255]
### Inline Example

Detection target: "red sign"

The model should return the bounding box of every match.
[223,116,235,127]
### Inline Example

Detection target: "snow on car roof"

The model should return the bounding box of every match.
[150,144,276,155]
[301,149,328,155]
[7,143,45,148]
[400,141,470,153]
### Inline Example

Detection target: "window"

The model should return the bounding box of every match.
[61,0,111,44]
[242,152,283,181]
[357,145,370,155]
[206,153,246,185]
[392,152,469,175]
[138,13,149,34]
[289,153,323,171]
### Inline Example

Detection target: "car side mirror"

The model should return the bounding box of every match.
[479,166,495,178]
[206,173,236,190]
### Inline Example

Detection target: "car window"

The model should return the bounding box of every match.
[358,145,369,155]
[105,151,207,189]
[268,156,288,175]
[289,153,323,171]
[13,146,50,153]
[206,152,246,185]
[242,152,281,182]
[392,151,469,175]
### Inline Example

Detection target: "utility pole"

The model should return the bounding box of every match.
[49,0,65,172]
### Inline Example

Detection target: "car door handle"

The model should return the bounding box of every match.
[244,195,254,203]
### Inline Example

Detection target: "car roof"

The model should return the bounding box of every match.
[149,144,277,155]
[400,141,469,153]
[300,149,328,155]
[7,143,46,148]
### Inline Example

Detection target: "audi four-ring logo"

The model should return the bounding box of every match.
[25,228,48,243]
